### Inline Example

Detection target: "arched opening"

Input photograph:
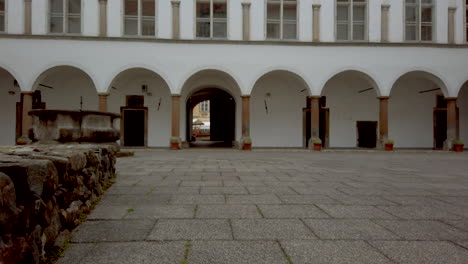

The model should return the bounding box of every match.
[389,71,448,149]
[181,69,241,148]
[108,68,171,147]
[251,70,310,148]
[186,88,235,148]
[32,66,98,110]
[458,81,468,146]
[321,70,379,148]
[0,68,21,145]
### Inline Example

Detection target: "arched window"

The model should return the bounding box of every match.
[124,0,156,36]
[336,0,367,41]
[49,0,81,34]
[196,0,227,39]
[405,0,433,41]
[0,0,5,32]
[266,0,297,40]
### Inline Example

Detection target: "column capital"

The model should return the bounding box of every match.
[445,97,457,101]
[24,0,32,2]
[172,94,181,98]
[242,2,251,7]
[378,96,390,100]
[171,0,181,6]
[448,6,457,12]
[241,95,251,99]
[381,4,390,10]
[312,4,321,10]
[98,93,110,96]
[308,96,321,100]
[21,91,34,95]
[98,0,107,3]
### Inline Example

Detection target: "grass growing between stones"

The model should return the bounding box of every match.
[40,241,70,264]
[278,240,294,264]
[180,241,192,264]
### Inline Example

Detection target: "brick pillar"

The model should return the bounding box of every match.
[171,0,181,39]
[21,92,33,139]
[24,0,32,34]
[378,96,389,148]
[242,2,251,41]
[448,7,457,44]
[445,98,458,150]
[99,0,108,36]
[312,4,321,42]
[98,93,109,112]
[241,96,250,138]
[171,94,181,141]
[308,96,320,148]
[381,5,390,42]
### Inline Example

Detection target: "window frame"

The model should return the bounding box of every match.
[194,0,228,40]
[48,0,83,35]
[122,0,157,37]
[200,100,210,113]
[403,0,435,42]
[335,0,369,42]
[0,0,6,33]
[265,0,299,41]
[465,0,468,43]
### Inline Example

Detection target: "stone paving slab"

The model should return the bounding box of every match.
[147,219,232,240]
[169,194,225,204]
[258,205,330,218]
[373,220,468,240]
[56,243,96,264]
[187,241,287,264]
[196,205,262,219]
[278,194,339,205]
[377,205,464,220]
[124,205,195,219]
[316,205,397,219]
[231,219,316,240]
[370,241,468,264]
[281,240,393,264]
[226,194,283,204]
[71,220,155,242]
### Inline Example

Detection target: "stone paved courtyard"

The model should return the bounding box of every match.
[59,150,468,264]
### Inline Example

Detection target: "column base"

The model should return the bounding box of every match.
[241,137,252,151]
[170,137,181,150]
[308,138,322,151]
[444,139,456,151]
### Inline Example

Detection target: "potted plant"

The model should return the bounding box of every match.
[170,137,181,150]
[384,139,394,151]
[312,138,322,151]
[453,140,464,153]
[16,136,30,145]
[242,137,252,151]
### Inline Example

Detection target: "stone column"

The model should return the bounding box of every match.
[378,96,390,148]
[445,97,458,150]
[308,96,320,148]
[171,0,181,39]
[24,0,32,34]
[21,92,33,139]
[242,2,251,41]
[312,4,321,42]
[241,96,250,138]
[448,7,457,44]
[381,5,390,42]
[99,0,108,36]
[171,94,181,139]
[98,93,109,112]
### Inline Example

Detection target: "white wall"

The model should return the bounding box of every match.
[251,72,308,147]
[108,69,172,147]
[389,76,439,148]
[458,84,468,145]
[322,72,379,148]
[0,69,20,145]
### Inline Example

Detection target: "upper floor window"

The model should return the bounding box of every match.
[0,0,5,32]
[49,0,81,34]
[266,0,297,40]
[200,100,210,112]
[124,0,156,36]
[405,0,433,41]
[196,0,227,39]
[336,0,367,41]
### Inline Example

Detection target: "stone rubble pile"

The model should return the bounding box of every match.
[0,144,118,264]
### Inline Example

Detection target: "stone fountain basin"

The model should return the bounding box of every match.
[29,110,120,143]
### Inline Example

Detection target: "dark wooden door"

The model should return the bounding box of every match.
[357,121,377,148]
[433,108,447,149]
[123,109,145,146]
[210,96,235,142]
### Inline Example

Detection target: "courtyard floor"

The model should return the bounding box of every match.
[59,150,468,264]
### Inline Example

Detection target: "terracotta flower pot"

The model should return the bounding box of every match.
[385,143,394,151]
[170,142,180,150]
[313,143,322,151]
[453,144,464,153]
[243,143,252,151]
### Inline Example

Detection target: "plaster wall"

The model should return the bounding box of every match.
[251,72,308,147]
[108,69,172,147]
[322,73,379,148]
[389,77,440,148]
[0,69,20,146]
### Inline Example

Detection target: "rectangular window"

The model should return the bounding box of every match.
[336,0,367,41]
[196,0,227,39]
[405,0,433,41]
[0,0,5,32]
[49,0,81,34]
[267,0,297,40]
[124,0,156,36]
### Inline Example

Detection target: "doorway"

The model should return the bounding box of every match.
[186,88,235,148]
[357,121,377,148]
[120,95,148,147]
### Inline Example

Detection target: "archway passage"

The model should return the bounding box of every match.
[458,81,468,146]
[186,88,235,148]
[0,68,21,145]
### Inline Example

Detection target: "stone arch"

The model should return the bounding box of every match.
[179,67,243,95]
[251,68,313,95]
[389,69,449,97]
[319,68,382,97]
[105,64,172,94]
[0,67,22,145]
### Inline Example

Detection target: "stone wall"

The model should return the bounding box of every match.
[0,144,118,264]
